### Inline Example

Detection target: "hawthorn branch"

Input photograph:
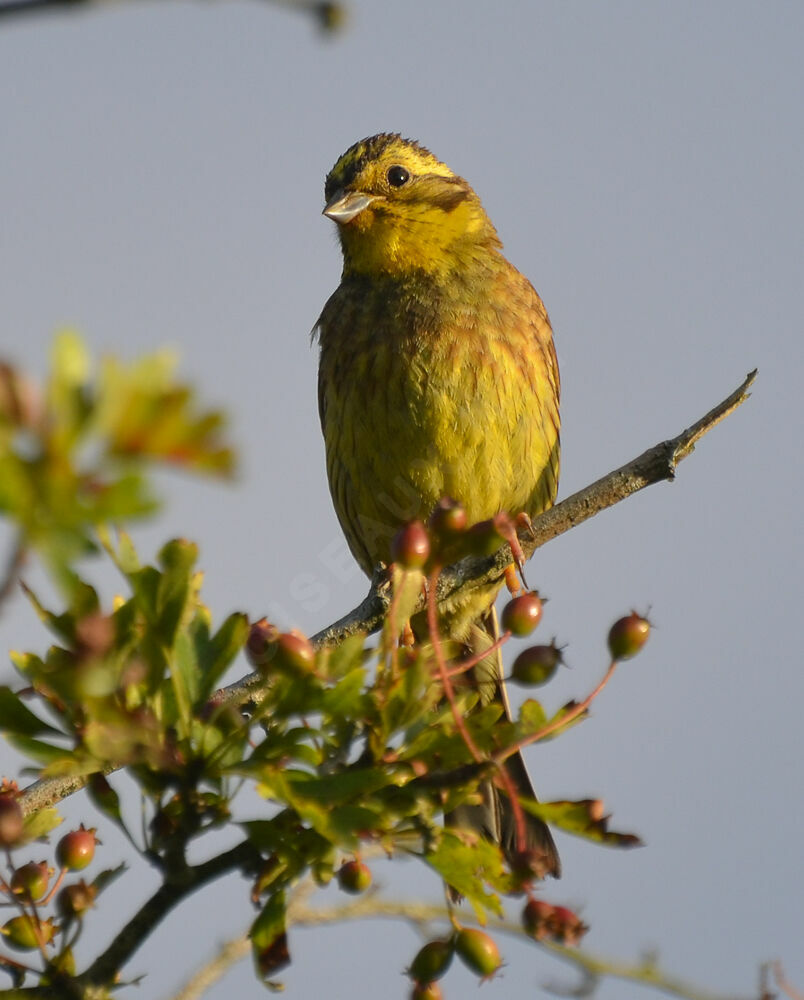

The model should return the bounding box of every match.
[168,935,252,1000]
[173,898,742,1000]
[17,371,755,818]
[309,369,756,650]
[76,841,260,994]
[494,660,618,765]
[283,892,757,1000]
[0,0,345,30]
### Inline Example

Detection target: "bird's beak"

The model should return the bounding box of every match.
[323,190,377,224]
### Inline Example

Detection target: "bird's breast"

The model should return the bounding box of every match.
[317,270,559,573]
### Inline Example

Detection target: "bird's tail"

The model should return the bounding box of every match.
[445,607,561,879]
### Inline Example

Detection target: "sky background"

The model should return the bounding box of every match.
[1,1,802,998]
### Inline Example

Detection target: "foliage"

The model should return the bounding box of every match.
[0,522,643,993]
[0,336,762,1000]
[0,331,233,588]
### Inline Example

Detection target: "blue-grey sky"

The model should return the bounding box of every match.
[1,2,802,998]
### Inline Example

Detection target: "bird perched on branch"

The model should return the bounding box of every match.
[314,133,561,878]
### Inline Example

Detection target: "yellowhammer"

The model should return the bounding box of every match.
[314,134,561,878]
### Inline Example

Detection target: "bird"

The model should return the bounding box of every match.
[314,133,561,879]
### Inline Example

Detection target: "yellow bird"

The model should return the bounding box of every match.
[315,134,561,878]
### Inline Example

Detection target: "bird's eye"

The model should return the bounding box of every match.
[387,165,410,187]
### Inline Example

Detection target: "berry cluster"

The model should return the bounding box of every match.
[0,794,98,966]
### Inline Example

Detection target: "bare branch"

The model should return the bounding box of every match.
[0,0,346,31]
[77,841,259,994]
[284,894,758,1000]
[167,935,251,1000]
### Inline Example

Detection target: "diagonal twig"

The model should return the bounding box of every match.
[16,371,756,818]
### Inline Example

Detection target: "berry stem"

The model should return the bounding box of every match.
[40,867,66,907]
[426,568,482,764]
[494,660,618,765]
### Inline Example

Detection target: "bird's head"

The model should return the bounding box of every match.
[323,133,500,278]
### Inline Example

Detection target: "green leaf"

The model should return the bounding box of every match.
[85,472,158,522]
[520,798,643,848]
[0,452,35,523]
[251,891,290,987]
[91,862,127,897]
[154,539,197,646]
[320,632,368,680]
[243,730,322,771]
[19,582,77,645]
[244,723,322,768]
[96,352,236,476]
[51,329,90,388]
[21,807,62,844]
[194,715,249,770]
[39,749,107,778]
[9,650,47,682]
[518,698,547,731]
[87,774,126,830]
[47,330,93,451]
[98,526,141,576]
[254,769,389,846]
[541,699,589,739]
[424,830,504,922]
[111,595,138,646]
[79,705,163,771]
[240,819,287,853]
[195,611,249,701]
[170,631,200,734]
[319,667,367,719]
[6,734,73,768]
[130,565,161,621]
[327,803,386,840]
[0,686,61,737]
[284,766,395,807]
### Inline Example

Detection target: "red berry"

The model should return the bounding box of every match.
[411,982,443,1000]
[521,899,588,945]
[337,859,371,894]
[501,592,543,637]
[454,927,502,979]
[511,642,562,686]
[429,497,468,537]
[2,914,55,951]
[550,905,589,946]
[587,798,605,821]
[408,939,454,982]
[607,612,650,660]
[10,861,50,902]
[57,880,97,918]
[246,618,280,668]
[275,630,316,673]
[56,826,97,871]
[0,794,24,847]
[392,520,430,569]
[522,898,554,938]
